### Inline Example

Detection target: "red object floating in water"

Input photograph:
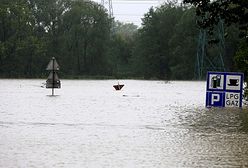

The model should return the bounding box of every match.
[113,84,124,90]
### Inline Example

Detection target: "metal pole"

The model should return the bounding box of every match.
[52,57,54,96]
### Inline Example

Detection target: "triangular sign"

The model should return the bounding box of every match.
[47,71,60,81]
[46,57,60,70]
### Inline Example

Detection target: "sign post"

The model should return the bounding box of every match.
[46,57,61,95]
[206,72,244,108]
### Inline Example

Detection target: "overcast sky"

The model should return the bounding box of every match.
[94,0,164,26]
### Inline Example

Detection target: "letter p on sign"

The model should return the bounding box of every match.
[206,92,224,107]
[211,94,220,105]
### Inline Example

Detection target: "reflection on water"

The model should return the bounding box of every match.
[0,79,248,167]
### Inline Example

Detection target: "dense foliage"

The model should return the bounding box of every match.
[183,0,247,40]
[0,0,243,80]
[183,0,247,96]
[0,0,112,78]
[132,4,197,79]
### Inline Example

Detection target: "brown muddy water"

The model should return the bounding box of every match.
[0,79,248,168]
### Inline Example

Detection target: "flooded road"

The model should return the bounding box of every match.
[0,79,248,167]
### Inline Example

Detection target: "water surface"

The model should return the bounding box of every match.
[0,79,248,167]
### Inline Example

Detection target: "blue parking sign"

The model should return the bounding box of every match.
[206,92,224,107]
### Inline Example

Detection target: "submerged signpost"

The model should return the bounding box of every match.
[113,82,124,91]
[206,71,244,108]
[46,57,61,95]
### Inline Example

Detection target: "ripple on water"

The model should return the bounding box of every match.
[0,80,248,167]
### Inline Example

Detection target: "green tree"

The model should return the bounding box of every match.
[0,0,43,77]
[62,0,111,75]
[183,0,248,97]
[183,0,247,41]
[107,21,138,77]
[168,8,198,79]
[235,42,248,97]
[133,3,186,79]
[28,0,67,55]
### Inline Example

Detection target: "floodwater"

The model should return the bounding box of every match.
[0,79,248,168]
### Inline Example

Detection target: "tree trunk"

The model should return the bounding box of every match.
[76,39,81,74]
[83,39,88,73]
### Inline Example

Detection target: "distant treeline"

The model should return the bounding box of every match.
[0,0,242,79]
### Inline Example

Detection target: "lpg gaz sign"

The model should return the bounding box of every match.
[206,72,244,108]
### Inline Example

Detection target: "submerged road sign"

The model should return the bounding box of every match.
[46,57,61,95]
[206,72,244,108]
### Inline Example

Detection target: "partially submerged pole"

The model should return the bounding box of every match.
[113,82,124,91]
[52,57,55,96]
